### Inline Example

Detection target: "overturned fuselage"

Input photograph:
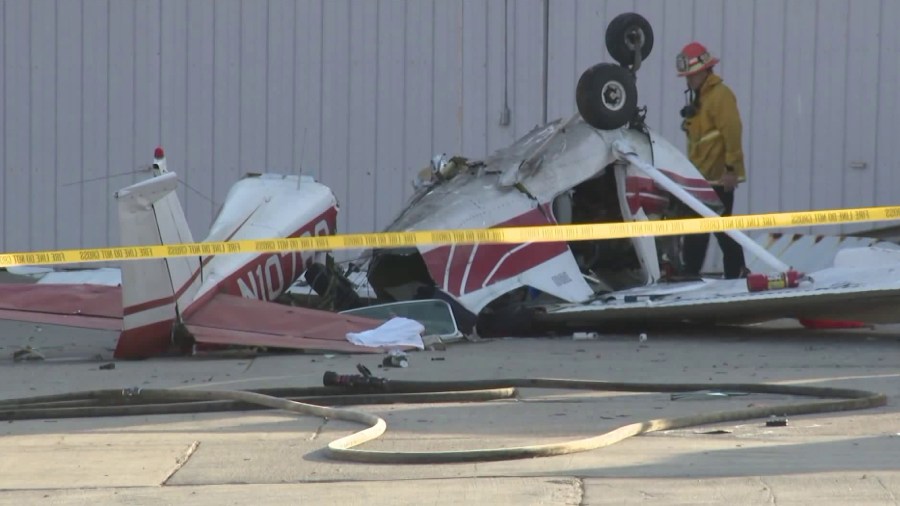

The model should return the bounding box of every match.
[364,115,719,334]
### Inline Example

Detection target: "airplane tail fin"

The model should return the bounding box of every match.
[113,148,201,358]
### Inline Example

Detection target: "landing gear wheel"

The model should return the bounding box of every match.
[605,12,654,68]
[575,63,638,130]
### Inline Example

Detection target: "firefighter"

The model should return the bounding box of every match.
[676,41,749,279]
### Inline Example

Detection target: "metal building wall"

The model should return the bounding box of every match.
[547,0,900,237]
[1,0,898,254]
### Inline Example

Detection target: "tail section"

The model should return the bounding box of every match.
[113,148,201,358]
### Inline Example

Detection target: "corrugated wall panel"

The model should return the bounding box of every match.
[781,0,817,219]
[510,0,545,136]
[80,0,109,248]
[461,0,488,159]
[320,0,351,235]
[31,0,57,251]
[266,0,297,173]
[0,1,5,251]
[2,0,900,256]
[294,0,323,183]
[134,0,161,185]
[403,0,435,200]
[5,0,30,251]
[875,0,900,209]
[484,0,510,163]
[185,0,215,231]
[431,0,463,159]
[347,0,377,235]
[160,0,188,230]
[212,0,242,214]
[238,1,268,179]
[810,0,849,236]
[374,0,406,231]
[107,0,136,248]
[55,0,82,251]
[841,0,880,234]
[747,0,786,216]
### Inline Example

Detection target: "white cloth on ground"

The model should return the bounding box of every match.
[346,317,425,349]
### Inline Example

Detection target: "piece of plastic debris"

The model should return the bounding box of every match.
[573,331,598,340]
[323,354,336,359]
[639,333,648,343]
[766,414,789,427]
[98,363,116,370]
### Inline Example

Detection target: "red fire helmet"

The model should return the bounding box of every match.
[676,41,719,76]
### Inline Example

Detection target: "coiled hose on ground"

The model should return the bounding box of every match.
[0,376,885,464]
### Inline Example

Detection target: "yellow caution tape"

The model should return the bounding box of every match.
[2,205,899,268]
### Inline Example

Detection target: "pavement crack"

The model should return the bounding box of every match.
[161,440,200,486]
[309,418,329,441]
[874,476,898,503]
[757,477,777,505]
[243,357,256,373]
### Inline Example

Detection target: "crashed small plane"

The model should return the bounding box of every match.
[358,13,900,336]
[0,147,386,359]
[5,13,900,358]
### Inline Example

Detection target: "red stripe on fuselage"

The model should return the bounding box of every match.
[122,295,175,316]
[625,171,720,214]
[422,206,567,297]
[182,206,338,318]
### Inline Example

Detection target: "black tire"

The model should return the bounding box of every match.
[605,12,654,67]
[575,63,638,130]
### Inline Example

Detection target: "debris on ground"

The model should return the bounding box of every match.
[671,390,750,401]
[382,349,409,368]
[12,346,44,362]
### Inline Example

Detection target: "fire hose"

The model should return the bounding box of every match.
[0,370,885,464]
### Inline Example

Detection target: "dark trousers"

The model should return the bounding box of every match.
[682,185,747,279]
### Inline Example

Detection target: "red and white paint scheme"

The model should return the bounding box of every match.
[366,119,723,318]
[0,148,382,359]
[365,115,900,331]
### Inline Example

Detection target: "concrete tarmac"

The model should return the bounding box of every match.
[0,318,898,505]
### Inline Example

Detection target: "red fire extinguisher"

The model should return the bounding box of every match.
[746,270,803,292]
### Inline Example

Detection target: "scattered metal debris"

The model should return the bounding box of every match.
[382,350,409,368]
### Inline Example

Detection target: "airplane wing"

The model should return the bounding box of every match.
[183,293,389,353]
[0,284,123,330]
[0,284,391,355]
[535,253,900,327]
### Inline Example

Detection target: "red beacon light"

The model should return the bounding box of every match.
[154,146,165,159]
